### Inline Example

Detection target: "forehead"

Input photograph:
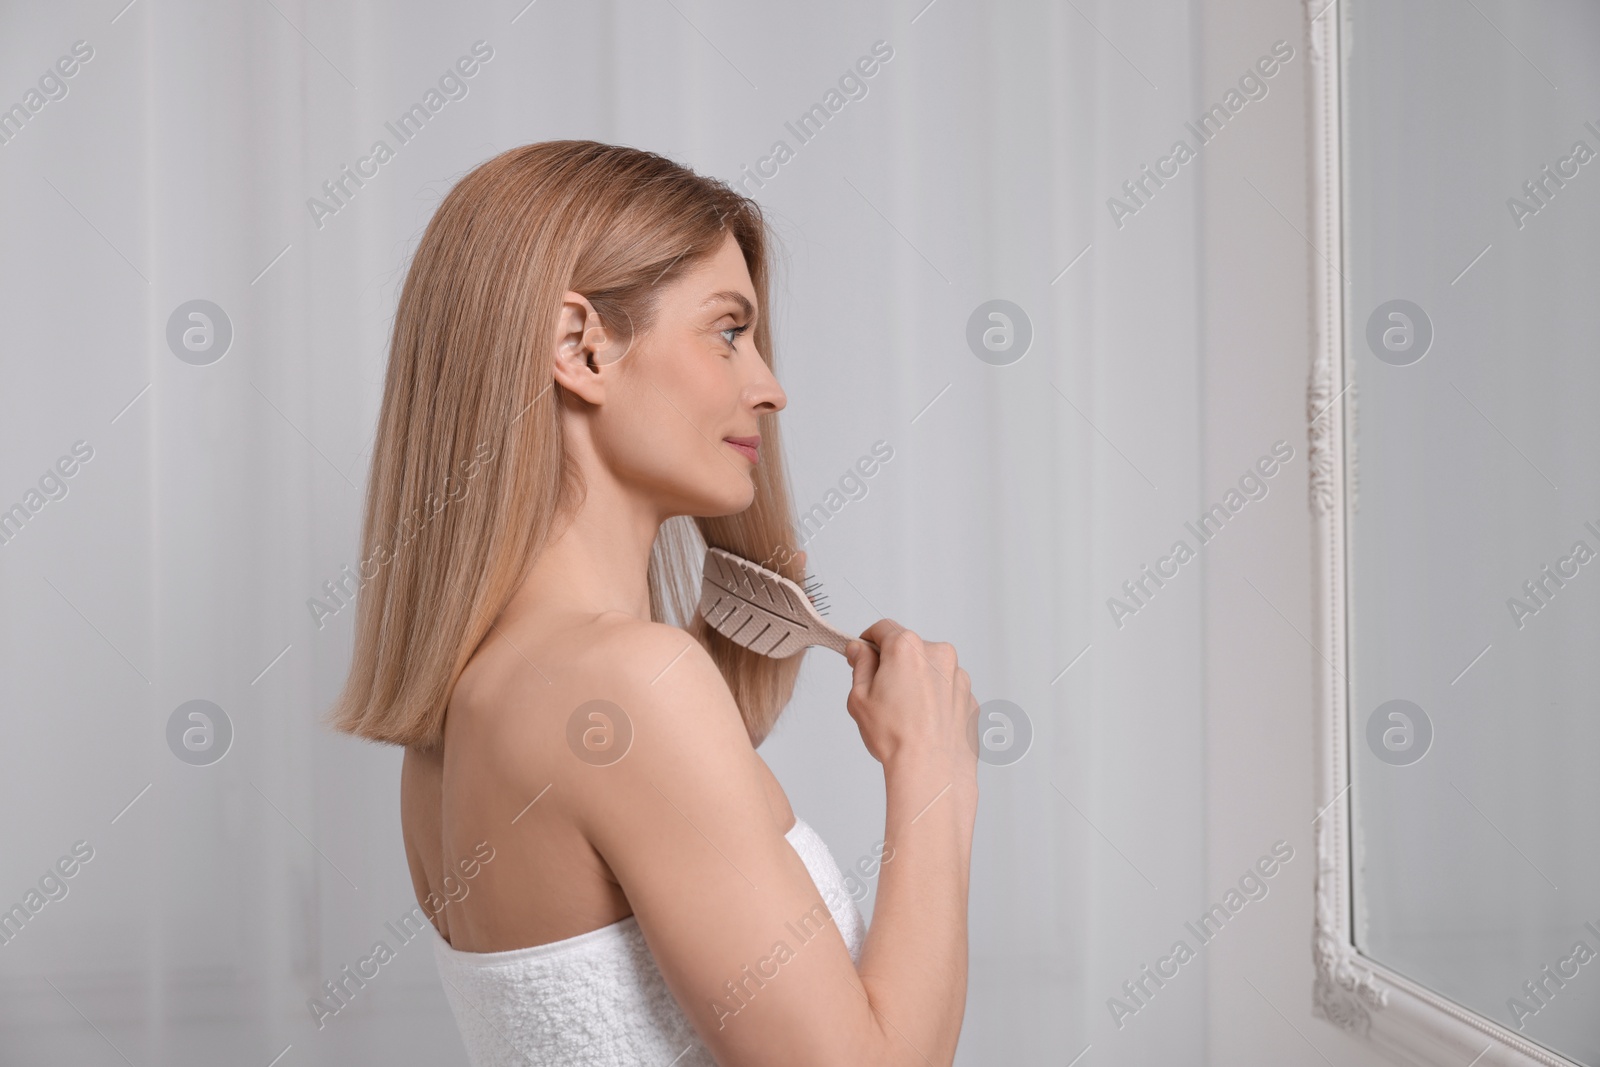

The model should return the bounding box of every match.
[667,233,757,312]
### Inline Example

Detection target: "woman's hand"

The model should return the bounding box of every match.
[844,619,977,777]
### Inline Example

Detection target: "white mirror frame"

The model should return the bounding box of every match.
[1305,3,1579,1065]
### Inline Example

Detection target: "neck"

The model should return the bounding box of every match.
[511,464,666,624]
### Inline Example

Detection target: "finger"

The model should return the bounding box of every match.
[859,618,909,649]
[847,638,879,691]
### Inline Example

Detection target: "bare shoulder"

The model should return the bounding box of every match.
[589,616,758,737]
[555,616,764,814]
[450,614,759,816]
[458,614,731,734]
[585,614,723,697]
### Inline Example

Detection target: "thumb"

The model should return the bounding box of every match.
[846,639,878,691]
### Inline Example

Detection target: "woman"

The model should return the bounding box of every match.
[330,141,978,1066]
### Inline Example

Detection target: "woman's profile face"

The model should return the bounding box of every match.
[589,232,787,518]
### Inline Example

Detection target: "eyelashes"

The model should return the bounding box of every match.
[720,323,752,349]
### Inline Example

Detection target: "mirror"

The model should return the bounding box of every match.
[1317,1,1600,1064]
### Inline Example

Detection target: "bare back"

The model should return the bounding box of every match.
[400,610,795,953]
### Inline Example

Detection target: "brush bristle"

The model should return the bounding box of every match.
[803,574,829,615]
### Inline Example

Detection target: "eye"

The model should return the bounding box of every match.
[719,323,752,350]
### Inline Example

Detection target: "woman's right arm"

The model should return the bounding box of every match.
[844,621,980,1065]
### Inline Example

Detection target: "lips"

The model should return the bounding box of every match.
[723,436,760,463]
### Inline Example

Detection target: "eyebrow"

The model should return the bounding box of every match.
[700,290,756,321]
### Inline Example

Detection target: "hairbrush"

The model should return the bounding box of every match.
[697,547,872,658]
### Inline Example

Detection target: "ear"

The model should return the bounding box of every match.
[550,292,626,405]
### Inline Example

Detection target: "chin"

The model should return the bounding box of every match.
[685,476,757,518]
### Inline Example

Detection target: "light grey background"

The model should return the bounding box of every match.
[0,0,1386,1064]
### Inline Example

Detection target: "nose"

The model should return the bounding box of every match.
[748,353,786,414]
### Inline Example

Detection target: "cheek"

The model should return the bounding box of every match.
[597,383,686,474]
[628,358,714,457]
[599,359,754,510]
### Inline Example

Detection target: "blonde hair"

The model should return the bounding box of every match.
[328,141,805,750]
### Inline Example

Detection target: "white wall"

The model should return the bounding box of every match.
[0,1,1387,1064]
[1193,2,1379,1063]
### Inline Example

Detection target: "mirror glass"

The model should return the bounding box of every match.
[1343,1,1600,1063]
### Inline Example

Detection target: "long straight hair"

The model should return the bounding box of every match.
[328,141,805,751]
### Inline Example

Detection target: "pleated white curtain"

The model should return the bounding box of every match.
[0,1,1210,1063]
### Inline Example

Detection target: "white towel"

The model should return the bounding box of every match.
[431,815,868,1066]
